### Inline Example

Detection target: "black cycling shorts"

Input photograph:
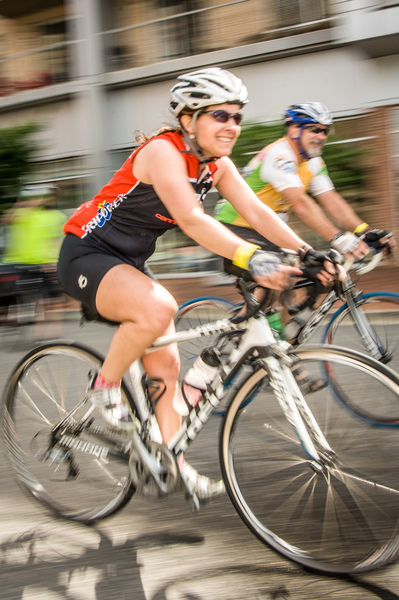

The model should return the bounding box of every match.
[57,234,129,315]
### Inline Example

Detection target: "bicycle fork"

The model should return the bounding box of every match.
[264,355,335,472]
[344,289,389,362]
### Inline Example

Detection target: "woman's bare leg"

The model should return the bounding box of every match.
[94,263,181,442]
[141,324,181,444]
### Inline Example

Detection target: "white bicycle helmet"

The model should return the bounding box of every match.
[170,67,248,119]
[284,102,333,127]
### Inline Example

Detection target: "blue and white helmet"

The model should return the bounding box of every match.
[284,102,333,127]
[170,67,248,119]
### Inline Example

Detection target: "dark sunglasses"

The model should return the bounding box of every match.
[303,124,330,135]
[202,110,243,125]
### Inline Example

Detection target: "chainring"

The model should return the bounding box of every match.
[129,441,178,497]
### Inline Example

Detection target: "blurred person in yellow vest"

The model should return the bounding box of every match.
[1,184,66,266]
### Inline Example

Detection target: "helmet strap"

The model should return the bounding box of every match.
[290,124,309,160]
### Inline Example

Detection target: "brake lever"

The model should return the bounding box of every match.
[230,279,261,325]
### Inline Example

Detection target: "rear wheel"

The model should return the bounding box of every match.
[2,342,136,522]
[322,292,399,425]
[221,346,399,573]
[174,296,237,377]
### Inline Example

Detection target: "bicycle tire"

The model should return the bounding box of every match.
[220,345,399,574]
[322,292,399,424]
[2,342,136,523]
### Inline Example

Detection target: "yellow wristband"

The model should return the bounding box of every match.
[353,222,369,234]
[232,243,260,270]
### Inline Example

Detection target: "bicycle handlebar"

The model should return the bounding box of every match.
[284,248,384,316]
[231,248,342,322]
[230,277,271,324]
[343,248,382,276]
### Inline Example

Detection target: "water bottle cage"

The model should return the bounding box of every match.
[142,375,166,408]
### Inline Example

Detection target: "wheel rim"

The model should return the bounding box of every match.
[175,297,236,370]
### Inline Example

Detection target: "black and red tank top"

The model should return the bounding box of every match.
[63,131,218,267]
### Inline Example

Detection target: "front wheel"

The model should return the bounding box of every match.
[220,346,399,573]
[2,342,136,522]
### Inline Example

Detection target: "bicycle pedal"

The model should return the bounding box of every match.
[180,477,202,511]
[47,446,69,464]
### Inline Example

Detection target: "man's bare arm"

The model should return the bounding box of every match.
[316,188,363,231]
[282,187,340,241]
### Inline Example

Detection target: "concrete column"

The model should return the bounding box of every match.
[66,0,110,195]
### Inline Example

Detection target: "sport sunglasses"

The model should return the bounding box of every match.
[201,109,243,125]
[303,124,330,135]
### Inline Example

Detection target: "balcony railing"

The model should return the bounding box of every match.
[101,0,329,72]
[0,40,75,97]
[0,0,329,97]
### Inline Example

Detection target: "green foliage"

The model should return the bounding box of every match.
[230,121,285,170]
[321,141,365,199]
[0,122,42,211]
[230,120,365,199]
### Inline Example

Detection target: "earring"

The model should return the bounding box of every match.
[189,133,195,140]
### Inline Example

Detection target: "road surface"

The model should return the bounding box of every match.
[0,315,399,600]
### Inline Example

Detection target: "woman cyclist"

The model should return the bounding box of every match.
[58,67,340,501]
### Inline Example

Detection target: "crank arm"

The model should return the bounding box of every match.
[131,429,169,479]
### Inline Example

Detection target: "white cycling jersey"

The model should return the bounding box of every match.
[216,136,334,228]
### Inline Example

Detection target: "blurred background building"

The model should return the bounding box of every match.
[0,0,397,274]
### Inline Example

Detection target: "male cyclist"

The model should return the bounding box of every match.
[216,102,396,263]
[215,102,395,339]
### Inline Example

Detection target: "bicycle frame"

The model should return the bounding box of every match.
[335,289,388,361]
[296,288,338,346]
[135,310,333,467]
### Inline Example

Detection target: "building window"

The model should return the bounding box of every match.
[103,0,330,71]
[0,7,71,97]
